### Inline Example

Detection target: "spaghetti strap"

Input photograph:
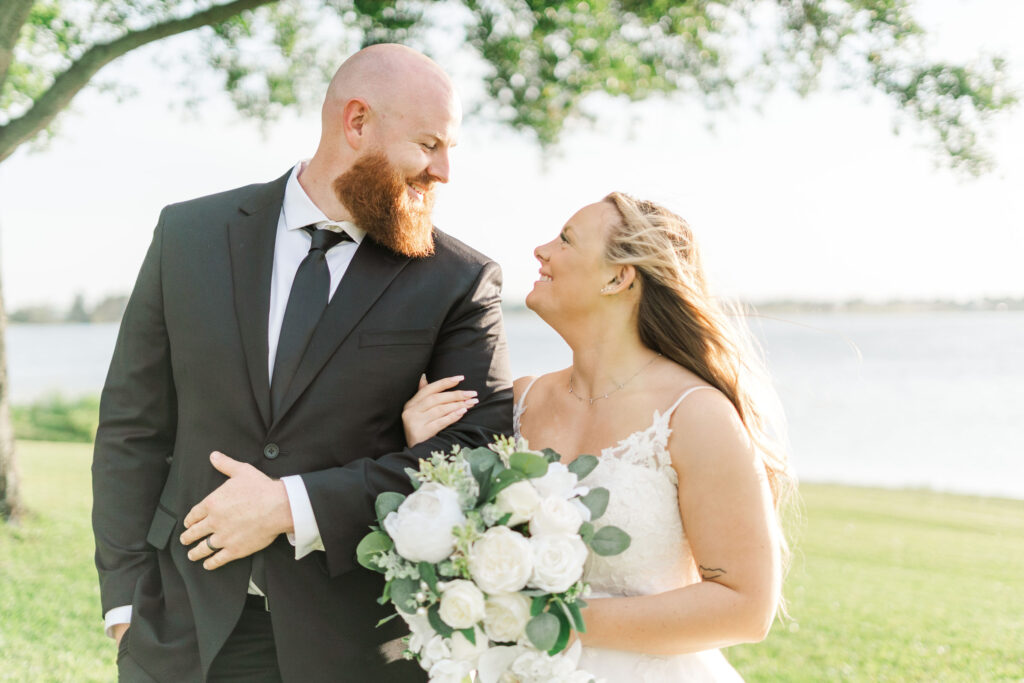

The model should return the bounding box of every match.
[515,376,541,415]
[665,385,716,418]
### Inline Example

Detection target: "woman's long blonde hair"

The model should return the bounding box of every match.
[603,191,797,538]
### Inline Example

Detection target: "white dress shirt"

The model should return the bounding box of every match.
[105,162,365,636]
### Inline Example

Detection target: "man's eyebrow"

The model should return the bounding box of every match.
[422,132,457,147]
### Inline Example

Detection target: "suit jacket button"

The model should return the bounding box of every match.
[263,443,280,459]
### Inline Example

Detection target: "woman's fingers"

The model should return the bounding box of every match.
[428,405,469,433]
[406,375,465,408]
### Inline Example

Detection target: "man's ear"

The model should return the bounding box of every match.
[342,98,371,149]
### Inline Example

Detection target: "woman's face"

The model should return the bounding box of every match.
[526,201,620,321]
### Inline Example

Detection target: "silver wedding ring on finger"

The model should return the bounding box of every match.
[205,537,221,553]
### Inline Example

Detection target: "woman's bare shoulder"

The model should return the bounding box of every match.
[512,369,570,405]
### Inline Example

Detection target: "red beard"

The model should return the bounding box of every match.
[333,152,436,258]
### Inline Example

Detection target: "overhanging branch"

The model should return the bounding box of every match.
[0,0,278,163]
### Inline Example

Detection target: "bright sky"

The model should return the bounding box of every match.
[0,0,1021,311]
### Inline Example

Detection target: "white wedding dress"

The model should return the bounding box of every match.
[514,380,744,682]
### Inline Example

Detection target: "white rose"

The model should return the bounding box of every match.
[495,481,542,526]
[483,592,532,643]
[468,526,534,594]
[532,462,586,500]
[477,645,526,683]
[570,497,592,523]
[511,649,552,681]
[439,579,486,629]
[449,625,488,665]
[428,658,473,683]
[529,496,584,536]
[383,483,465,563]
[421,634,451,670]
[529,533,588,593]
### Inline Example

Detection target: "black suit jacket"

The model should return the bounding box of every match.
[92,170,513,682]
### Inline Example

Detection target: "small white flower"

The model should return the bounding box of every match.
[420,634,451,671]
[468,526,534,594]
[529,533,588,593]
[384,483,466,563]
[439,579,486,629]
[428,658,473,683]
[399,611,437,654]
[449,625,489,665]
[495,481,542,526]
[529,496,584,536]
[483,592,532,643]
[531,462,586,500]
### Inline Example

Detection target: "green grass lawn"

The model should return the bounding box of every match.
[2,443,1023,682]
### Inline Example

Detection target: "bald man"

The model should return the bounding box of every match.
[92,44,513,682]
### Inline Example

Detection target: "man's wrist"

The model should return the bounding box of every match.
[273,479,295,535]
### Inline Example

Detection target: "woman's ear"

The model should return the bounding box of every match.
[600,265,637,295]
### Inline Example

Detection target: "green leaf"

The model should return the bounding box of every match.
[530,595,547,617]
[525,612,560,651]
[548,605,572,655]
[541,448,562,463]
[356,530,393,572]
[465,447,499,499]
[488,468,527,500]
[590,526,632,556]
[566,600,586,633]
[375,491,405,526]
[459,627,476,645]
[418,561,438,593]
[578,521,595,545]
[390,577,419,614]
[579,487,610,520]
[427,602,454,637]
[567,454,598,480]
[509,451,549,478]
[404,467,421,489]
[376,612,399,628]
[496,512,513,526]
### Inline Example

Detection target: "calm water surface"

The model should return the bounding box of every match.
[8,311,1023,498]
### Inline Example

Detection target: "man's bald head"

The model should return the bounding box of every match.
[322,44,458,133]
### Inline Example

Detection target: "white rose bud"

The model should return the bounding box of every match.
[468,526,534,594]
[495,481,542,526]
[383,483,465,563]
[449,625,489,665]
[529,533,588,593]
[483,592,532,643]
[439,579,486,629]
[532,462,583,500]
[529,496,584,537]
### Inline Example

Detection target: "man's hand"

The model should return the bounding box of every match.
[179,452,294,570]
[112,623,129,646]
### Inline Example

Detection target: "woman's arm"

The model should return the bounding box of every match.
[577,389,781,654]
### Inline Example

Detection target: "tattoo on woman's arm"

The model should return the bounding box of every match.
[700,565,727,580]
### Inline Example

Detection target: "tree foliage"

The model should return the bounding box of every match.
[0,0,1018,173]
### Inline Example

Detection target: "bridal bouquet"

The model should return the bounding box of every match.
[356,436,630,683]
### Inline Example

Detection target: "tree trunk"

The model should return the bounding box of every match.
[0,260,21,523]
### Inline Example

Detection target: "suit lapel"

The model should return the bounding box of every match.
[227,171,291,429]
[270,237,411,429]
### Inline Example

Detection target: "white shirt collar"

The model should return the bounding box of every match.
[282,162,366,244]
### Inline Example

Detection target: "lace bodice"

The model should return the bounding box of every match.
[513,379,744,681]
[513,382,712,597]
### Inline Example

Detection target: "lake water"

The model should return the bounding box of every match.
[8,310,1023,499]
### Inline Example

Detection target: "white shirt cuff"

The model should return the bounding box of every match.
[281,475,325,558]
[104,605,132,638]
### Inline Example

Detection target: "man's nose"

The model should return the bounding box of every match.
[428,150,450,184]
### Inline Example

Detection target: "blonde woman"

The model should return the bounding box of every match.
[402,193,795,681]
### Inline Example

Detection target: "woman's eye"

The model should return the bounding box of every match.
[559,231,568,244]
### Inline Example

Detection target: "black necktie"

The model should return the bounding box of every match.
[270,226,352,421]
[254,226,351,597]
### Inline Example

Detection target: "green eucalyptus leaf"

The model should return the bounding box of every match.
[375,491,405,525]
[526,612,560,651]
[548,605,572,655]
[541,448,562,463]
[404,467,422,489]
[489,468,527,500]
[567,454,599,480]
[355,530,393,572]
[465,447,499,499]
[567,600,586,633]
[530,595,547,617]
[509,451,549,478]
[579,487,610,520]
[428,602,454,637]
[390,576,420,614]
[376,612,399,628]
[459,627,476,645]
[578,521,595,545]
[418,561,438,593]
[590,526,632,556]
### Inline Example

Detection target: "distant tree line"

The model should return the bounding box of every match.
[8,293,128,324]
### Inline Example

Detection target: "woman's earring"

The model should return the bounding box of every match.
[600,284,613,294]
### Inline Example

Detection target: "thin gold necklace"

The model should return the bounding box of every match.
[568,353,661,406]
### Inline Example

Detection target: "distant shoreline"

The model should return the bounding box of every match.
[501,297,1024,315]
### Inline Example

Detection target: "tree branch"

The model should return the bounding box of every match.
[0,0,35,90]
[0,0,279,163]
